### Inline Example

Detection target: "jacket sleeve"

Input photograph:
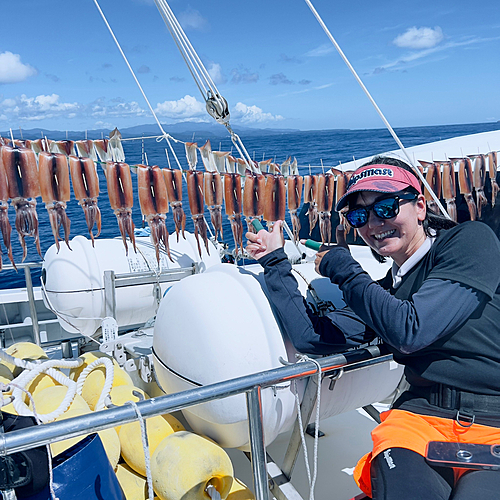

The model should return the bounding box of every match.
[259,249,375,355]
[318,247,487,354]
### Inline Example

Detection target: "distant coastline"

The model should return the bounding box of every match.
[2,120,499,142]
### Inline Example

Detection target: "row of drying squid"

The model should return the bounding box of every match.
[0,129,498,270]
[418,153,499,222]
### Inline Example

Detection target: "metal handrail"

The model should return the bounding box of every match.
[0,344,391,499]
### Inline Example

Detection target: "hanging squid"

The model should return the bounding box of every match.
[204,171,224,241]
[69,156,101,245]
[287,174,303,243]
[0,149,15,269]
[486,151,499,207]
[38,152,71,251]
[108,128,125,162]
[185,142,198,170]
[186,170,210,256]
[263,174,286,234]
[418,160,441,214]
[316,172,335,244]
[94,139,111,163]
[162,168,186,242]
[280,156,292,177]
[137,164,172,263]
[104,161,136,255]
[1,146,41,260]
[26,139,49,155]
[437,160,457,222]
[51,140,75,157]
[454,157,477,221]
[199,140,217,172]
[243,171,266,233]
[224,172,244,255]
[303,174,319,235]
[75,140,98,161]
[212,151,228,173]
[469,154,488,218]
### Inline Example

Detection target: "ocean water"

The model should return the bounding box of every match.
[2,121,499,289]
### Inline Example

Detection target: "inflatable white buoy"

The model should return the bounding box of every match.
[154,251,403,450]
[151,431,234,500]
[43,234,221,336]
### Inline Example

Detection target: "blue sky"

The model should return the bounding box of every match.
[0,0,499,132]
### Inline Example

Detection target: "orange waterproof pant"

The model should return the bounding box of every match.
[353,409,500,498]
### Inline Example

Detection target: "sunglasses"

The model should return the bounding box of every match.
[344,192,418,228]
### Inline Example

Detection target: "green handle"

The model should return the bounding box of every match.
[251,219,265,232]
[304,239,322,251]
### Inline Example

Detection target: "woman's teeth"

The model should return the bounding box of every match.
[374,230,395,240]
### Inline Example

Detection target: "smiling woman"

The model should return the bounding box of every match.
[246,155,500,500]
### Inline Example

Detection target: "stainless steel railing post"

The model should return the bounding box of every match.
[23,265,41,346]
[246,386,270,500]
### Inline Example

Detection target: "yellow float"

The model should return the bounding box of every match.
[119,413,184,476]
[227,479,255,500]
[69,351,134,410]
[151,431,234,500]
[115,463,147,500]
[4,342,48,375]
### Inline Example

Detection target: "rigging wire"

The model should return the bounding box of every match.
[92,0,184,173]
[302,0,451,219]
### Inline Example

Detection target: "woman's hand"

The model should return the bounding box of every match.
[246,220,284,260]
[309,224,349,274]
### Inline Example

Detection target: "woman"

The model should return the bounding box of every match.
[246,156,500,500]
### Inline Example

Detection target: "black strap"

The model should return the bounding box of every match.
[409,384,500,415]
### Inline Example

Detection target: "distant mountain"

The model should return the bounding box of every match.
[1,122,301,141]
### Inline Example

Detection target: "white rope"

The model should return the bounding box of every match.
[11,362,77,423]
[302,0,450,219]
[293,354,322,500]
[75,358,114,411]
[126,400,155,500]
[206,484,222,500]
[93,0,175,146]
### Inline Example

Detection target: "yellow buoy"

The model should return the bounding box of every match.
[151,431,234,500]
[227,479,255,500]
[4,342,48,376]
[119,414,184,476]
[50,407,121,469]
[108,385,149,433]
[69,351,134,411]
[29,385,90,415]
[23,372,60,404]
[115,463,147,500]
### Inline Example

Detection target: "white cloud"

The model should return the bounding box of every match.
[393,27,444,50]
[371,35,497,75]
[232,102,284,124]
[305,44,335,58]
[178,7,207,30]
[0,93,148,123]
[207,63,226,85]
[154,95,206,120]
[0,52,37,84]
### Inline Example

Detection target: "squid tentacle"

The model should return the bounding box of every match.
[47,202,71,251]
[147,214,173,263]
[115,209,136,256]
[171,202,186,242]
[319,212,332,244]
[229,214,244,256]
[0,203,15,270]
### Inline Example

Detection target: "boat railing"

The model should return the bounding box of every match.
[0,262,44,345]
[0,344,391,500]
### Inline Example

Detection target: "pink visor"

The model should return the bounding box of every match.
[335,164,422,211]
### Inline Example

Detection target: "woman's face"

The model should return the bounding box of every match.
[351,191,427,267]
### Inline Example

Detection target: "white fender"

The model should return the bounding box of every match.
[42,232,220,337]
[153,246,403,450]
